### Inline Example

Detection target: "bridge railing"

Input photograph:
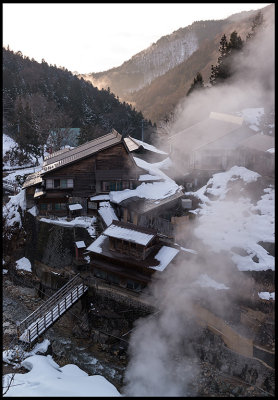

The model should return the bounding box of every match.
[17,274,86,339]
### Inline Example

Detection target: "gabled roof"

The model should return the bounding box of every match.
[42,129,122,174]
[124,136,168,155]
[117,190,184,215]
[168,112,247,152]
[103,220,157,246]
[124,136,142,152]
[238,133,275,152]
[22,171,42,189]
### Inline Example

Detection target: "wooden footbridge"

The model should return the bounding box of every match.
[17,274,88,345]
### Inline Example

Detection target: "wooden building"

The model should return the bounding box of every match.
[111,191,184,237]
[237,133,274,177]
[168,112,255,187]
[86,220,180,292]
[23,130,145,216]
[124,136,168,163]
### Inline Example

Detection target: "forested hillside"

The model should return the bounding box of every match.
[3,48,155,160]
[80,4,273,123]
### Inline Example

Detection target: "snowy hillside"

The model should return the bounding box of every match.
[186,166,274,272]
[124,30,198,91]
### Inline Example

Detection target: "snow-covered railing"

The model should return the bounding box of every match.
[17,274,87,344]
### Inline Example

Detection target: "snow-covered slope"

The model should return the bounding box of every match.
[186,166,274,272]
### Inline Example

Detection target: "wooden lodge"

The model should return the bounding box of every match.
[168,112,256,188]
[86,220,180,292]
[22,130,145,216]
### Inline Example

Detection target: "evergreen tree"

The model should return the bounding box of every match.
[210,31,243,85]
[187,72,205,96]
[246,10,264,41]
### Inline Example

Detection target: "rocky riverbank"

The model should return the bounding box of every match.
[2,270,275,397]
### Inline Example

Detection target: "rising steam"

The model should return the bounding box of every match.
[123,8,274,396]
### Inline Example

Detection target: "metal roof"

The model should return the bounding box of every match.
[22,171,43,189]
[124,136,141,152]
[239,134,275,152]
[42,129,122,173]
[169,112,246,152]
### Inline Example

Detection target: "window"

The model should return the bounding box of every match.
[54,203,67,210]
[40,203,47,210]
[107,273,120,285]
[46,179,53,189]
[46,178,74,189]
[60,179,67,188]
[94,268,107,280]
[127,280,142,291]
[122,181,129,189]
[102,181,130,192]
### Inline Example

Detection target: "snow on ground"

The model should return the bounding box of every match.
[193,274,230,290]
[3,134,43,170]
[3,133,18,155]
[98,202,119,226]
[258,292,275,300]
[15,257,32,272]
[3,353,121,397]
[237,108,264,132]
[186,166,274,272]
[3,166,42,184]
[3,339,51,366]
[40,216,96,238]
[3,190,26,232]
[133,137,168,154]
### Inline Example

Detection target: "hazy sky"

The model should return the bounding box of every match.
[3,3,270,74]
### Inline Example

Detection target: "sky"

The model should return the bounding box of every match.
[3,3,271,74]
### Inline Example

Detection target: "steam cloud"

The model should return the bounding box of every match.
[123,8,274,397]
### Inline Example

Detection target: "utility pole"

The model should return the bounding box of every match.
[141,119,144,142]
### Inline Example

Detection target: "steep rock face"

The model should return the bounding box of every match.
[121,30,199,92]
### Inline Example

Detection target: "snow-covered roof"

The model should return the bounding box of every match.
[16,257,32,272]
[90,194,110,201]
[103,221,156,246]
[98,201,119,227]
[138,174,162,182]
[87,234,106,253]
[149,246,179,272]
[68,204,83,211]
[132,137,168,154]
[75,241,86,248]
